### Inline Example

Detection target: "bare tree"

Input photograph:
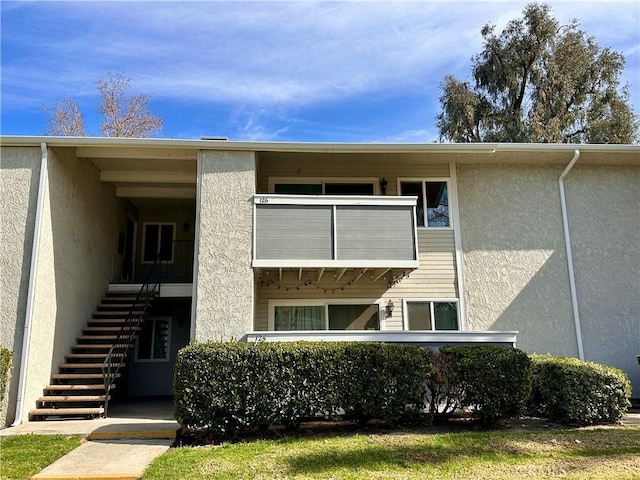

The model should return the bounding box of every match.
[44,98,86,136]
[43,72,163,137]
[97,72,163,137]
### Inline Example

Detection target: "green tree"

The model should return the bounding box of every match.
[437,3,638,143]
[44,72,162,137]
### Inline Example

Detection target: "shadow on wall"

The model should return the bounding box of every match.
[482,250,578,357]
[48,148,119,383]
[482,249,639,397]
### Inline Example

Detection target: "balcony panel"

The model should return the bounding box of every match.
[336,206,416,261]
[253,195,419,268]
[255,204,333,260]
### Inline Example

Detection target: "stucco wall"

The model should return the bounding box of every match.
[0,146,41,426]
[565,165,640,395]
[22,147,119,421]
[194,151,255,340]
[458,164,578,355]
[458,163,640,395]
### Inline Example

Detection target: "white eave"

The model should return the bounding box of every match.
[2,136,638,165]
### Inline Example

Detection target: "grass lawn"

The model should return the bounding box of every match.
[0,433,82,480]
[142,426,640,480]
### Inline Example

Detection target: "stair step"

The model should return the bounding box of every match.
[60,363,126,369]
[98,303,136,309]
[65,353,126,360]
[77,335,121,341]
[104,295,138,300]
[45,384,113,391]
[29,407,104,420]
[72,343,131,350]
[83,326,140,333]
[87,318,128,324]
[93,310,143,316]
[52,373,121,379]
[38,395,109,402]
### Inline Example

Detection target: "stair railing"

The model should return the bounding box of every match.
[102,254,162,417]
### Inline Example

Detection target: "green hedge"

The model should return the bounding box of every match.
[439,345,532,423]
[529,354,631,424]
[423,348,463,423]
[0,348,13,407]
[174,342,432,437]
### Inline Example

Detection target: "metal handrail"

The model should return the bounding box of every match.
[101,254,162,417]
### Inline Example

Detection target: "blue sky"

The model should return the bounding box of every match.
[2,1,639,142]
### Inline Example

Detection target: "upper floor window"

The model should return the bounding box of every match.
[269,177,378,195]
[399,179,450,228]
[142,223,175,263]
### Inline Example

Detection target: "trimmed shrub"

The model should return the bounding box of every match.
[337,343,430,425]
[0,348,13,407]
[423,348,463,424]
[174,342,432,437]
[529,354,631,424]
[440,345,532,423]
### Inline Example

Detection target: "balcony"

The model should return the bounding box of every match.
[253,195,419,269]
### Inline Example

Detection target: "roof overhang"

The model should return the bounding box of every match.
[2,135,638,166]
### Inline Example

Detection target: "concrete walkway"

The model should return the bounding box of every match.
[1,399,179,480]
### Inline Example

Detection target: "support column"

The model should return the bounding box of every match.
[192,150,256,341]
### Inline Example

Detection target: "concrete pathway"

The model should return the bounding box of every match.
[1,399,179,480]
[32,438,174,480]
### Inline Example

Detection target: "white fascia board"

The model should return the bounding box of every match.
[254,194,419,206]
[252,260,420,269]
[245,331,518,345]
[3,136,638,159]
[0,135,498,153]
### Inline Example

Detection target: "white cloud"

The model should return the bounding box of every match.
[2,1,638,120]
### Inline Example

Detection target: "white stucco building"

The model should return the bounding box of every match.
[1,136,638,425]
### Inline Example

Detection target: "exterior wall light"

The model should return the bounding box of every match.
[385,299,394,318]
[380,177,388,195]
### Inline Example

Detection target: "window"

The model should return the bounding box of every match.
[403,300,459,331]
[399,180,450,228]
[271,300,380,331]
[135,317,171,362]
[270,178,378,195]
[142,223,174,262]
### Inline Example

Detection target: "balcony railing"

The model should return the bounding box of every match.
[253,195,419,269]
[135,240,194,283]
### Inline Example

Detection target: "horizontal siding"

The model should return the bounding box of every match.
[257,154,450,193]
[254,229,457,331]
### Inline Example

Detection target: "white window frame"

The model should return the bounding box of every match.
[268,177,380,195]
[268,298,385,331]
[134,316,172,363]
[141,222,176,264]
[402,298,460,331]
[397,178,452,230]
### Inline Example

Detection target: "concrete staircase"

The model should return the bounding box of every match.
[29,292,146,420]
